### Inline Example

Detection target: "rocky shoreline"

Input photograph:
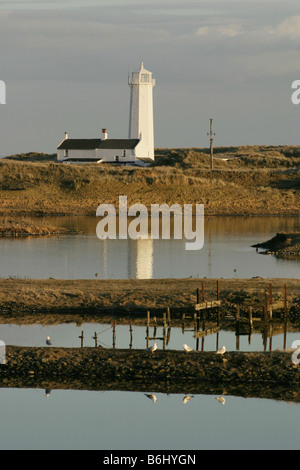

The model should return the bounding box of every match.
[1,346,299,390]
[253,232,300,259]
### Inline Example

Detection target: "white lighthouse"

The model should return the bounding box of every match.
[57,62,155,166]
[128,63,155,161]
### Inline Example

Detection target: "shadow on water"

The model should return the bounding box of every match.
[1,372,300,405]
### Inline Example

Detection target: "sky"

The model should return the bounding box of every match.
[0,0,299,156]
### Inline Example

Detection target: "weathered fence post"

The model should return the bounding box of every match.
[167,307,171,327]
[129,321,133,349]
[112,322,116,349]
[93,332,98,348]
[79,331,84,348]
[249,307,253,331]
[284,284,288,319]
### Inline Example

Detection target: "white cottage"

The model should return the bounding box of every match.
[57,63,155,166]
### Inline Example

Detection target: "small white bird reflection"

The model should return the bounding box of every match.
[183,344,193,353]
[46,336,52,346]
[148,343,157,353]
[145,394,157,404]
[182,395,194,404]
[216,397,226,405]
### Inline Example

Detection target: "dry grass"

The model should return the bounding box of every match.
[0,217,78,236]
[0,277,298,318]
[0,146,299,216]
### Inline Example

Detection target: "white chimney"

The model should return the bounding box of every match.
[102,128,108,140]
[64,131,68,140]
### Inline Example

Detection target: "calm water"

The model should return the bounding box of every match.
[0,215,299,279]
[0,388,300,450]
[0,321,299,353]
[0,215,299,450]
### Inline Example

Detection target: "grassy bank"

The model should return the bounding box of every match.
[0,146,299,216]
[0,277,298,318]
[0,217,78,237]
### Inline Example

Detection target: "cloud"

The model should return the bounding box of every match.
[196,23,244,38]
[195,15,300,43]
[268,15,300,39]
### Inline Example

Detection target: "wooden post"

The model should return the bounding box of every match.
[264,289,268,321]
[236,306,240,325]
[236,306,240,343]
[202,282,205,302]
[236,331,240,351]
[153,316,157,339]
[112,322,116,349]
[208,118,215,171]
[166,326,171,346]
[147,311,150,327]
[197,288,200,304]
[167,307,171,326]
[284,284,288,319]
[163,312,167,328]
[79,331,84,348]
[163,328,166,350]
[249,307,253,331]
[146,326,149,349]
[93,332,98,348]
[129,321,133,349]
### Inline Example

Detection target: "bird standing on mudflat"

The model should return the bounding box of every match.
[148,343,158,353]
[216,346,226,355]
[183,344,193,353]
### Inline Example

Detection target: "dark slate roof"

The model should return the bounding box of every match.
[58,139,101,150]
[58,138,139,150]
[100,139,139,149]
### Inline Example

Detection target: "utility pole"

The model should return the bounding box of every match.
[207,119,215,170]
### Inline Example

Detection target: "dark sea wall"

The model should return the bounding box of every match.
[1,346,299,386]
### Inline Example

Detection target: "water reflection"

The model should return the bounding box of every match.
[0,318,299,353]
[0,388,300,450]
[0,215,299,279]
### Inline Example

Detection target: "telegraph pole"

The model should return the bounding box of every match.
[207,119,215,170]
